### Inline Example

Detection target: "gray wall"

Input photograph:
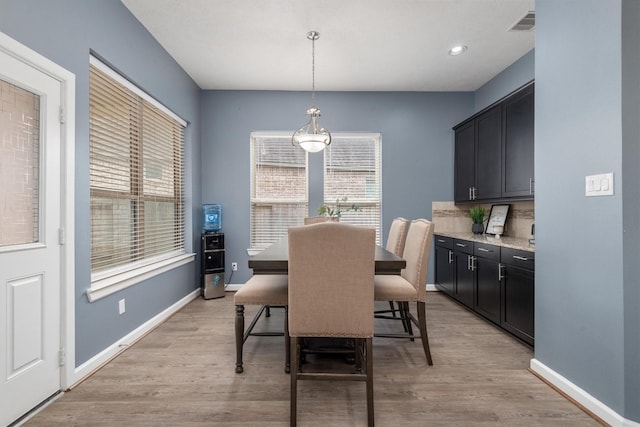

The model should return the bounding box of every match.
[0,0,202,365]
[474,49,534,113]
[536,0,639,421]
[621,0,640,418]
[200,90,473,284]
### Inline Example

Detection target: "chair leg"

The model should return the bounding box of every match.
[402,302,414,340]
[417,301,433,365]
[266,305,271,317]
[284,306,290,373]
[388,301,397,318]
[290,336,298,427]
[366,337,374,427]
[235,305,245,373]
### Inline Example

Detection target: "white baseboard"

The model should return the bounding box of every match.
[70,289,200,388]
[426,283,438,292]
[225,283,242,291]
[530,358,639,427]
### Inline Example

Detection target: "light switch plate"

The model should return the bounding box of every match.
[586,173,614,197]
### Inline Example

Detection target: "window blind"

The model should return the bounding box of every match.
[324,134,382,244]
[89,59,185,273]
[250,134,308,250]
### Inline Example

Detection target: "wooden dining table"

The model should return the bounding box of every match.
[248,235,406,275]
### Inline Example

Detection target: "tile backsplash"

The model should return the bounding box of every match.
[432,201,534,239]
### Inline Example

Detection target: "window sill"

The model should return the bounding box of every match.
[87,253,196,302]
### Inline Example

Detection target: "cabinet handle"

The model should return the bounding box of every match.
[448,250,453,264]
[468,255,476,271]
[456,243,467,248]
[469,187,473,200]
[513,255,529,261]
[498,263,505,280]
[529,178,534,195]
[477,247,490,252]
[472,187,477,200]
[437,239,446,243]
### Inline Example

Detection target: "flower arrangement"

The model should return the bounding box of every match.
[317,197,362,219]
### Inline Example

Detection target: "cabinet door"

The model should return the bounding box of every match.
[454,252,474,309]
[474,257,500,324]
[435,246,454,297]
[501,264,534,345]
[475,105,503,200]
[454,121,475,202]
[502,84,534,198]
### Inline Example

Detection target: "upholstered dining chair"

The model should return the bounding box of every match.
[374,218,435,365]
[303,216,328,225]
[234,274,289,373]
[377,217,410,321]
[288,222,376,427]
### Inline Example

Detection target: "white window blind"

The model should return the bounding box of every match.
[250,133,308,250]
[324,133,382,244]
[89,57,186,274]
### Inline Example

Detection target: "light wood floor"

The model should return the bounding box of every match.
[24,292,600,426]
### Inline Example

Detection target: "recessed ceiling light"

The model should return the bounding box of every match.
[449,45,468,56]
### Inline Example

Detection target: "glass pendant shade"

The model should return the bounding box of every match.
[292,106,332,153]
[292,31,331,153]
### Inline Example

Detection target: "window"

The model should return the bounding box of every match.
[250,133,308,250]
[88,56,190,300]
[324,133,382,244]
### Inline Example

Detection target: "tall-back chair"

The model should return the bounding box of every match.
[380,217,410,319]
[374,218,435,365]
[303,216,328,225]
[288,222,376,426]
[386,217,409,256]
[234,274,289,373]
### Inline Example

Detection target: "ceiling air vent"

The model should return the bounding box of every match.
[509,11,535,31]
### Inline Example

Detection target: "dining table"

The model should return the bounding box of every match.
[248,235,406,275]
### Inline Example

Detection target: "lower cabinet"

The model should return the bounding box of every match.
[474,243,501,325]
[453,240,474,308]
[434,243,455,297]
[434,235,535,346]
[501,248,535,345]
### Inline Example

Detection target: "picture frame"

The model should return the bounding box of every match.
[486,204,510,235]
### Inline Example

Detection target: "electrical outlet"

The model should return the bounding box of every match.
[231,262,238,271]
[118,299,126,315]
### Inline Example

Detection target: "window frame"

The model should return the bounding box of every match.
[87,55,193,302]
[323,133,382,245]
[249,132,309,253]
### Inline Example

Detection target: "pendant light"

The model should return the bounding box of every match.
[292,31,331,153]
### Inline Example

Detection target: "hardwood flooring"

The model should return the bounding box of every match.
[24,292,600,426]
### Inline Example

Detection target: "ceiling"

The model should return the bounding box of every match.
[120,0,535,92]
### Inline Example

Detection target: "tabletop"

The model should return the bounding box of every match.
[248,236,406,275]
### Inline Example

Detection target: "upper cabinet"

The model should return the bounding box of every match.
[454,82,535,203]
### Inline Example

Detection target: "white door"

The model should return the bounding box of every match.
[0,47,62,426]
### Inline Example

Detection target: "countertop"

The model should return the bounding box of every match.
[434,232,535,253]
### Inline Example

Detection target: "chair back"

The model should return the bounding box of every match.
[386,217,409,257]
[288,222,375,338]
[401,219,434,302]
[304,216,328,225]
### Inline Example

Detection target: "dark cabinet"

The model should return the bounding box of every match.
[502,84,535,197]
[434,237,455,297]
[473,243,501,324]
[433,234,535,347]
[453,240,474,309]
[454,121,475,202]
[500,248,535,345]
[453,82,534,203]
[475,106,503,200]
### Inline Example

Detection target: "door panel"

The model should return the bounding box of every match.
[0,47,62,426]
